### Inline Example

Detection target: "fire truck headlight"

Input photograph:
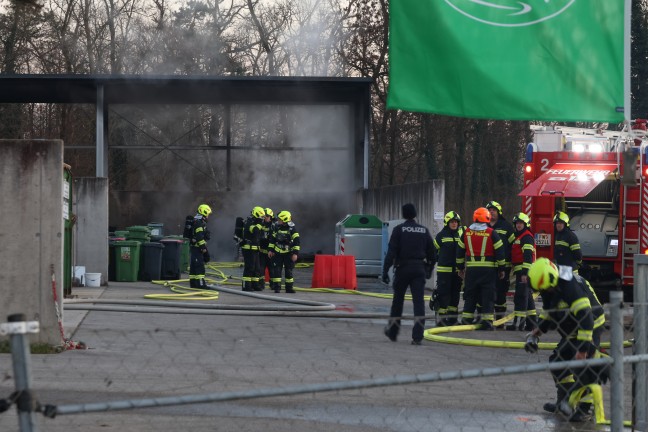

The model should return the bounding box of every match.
[589,143,603,153]
[572,143,585,153]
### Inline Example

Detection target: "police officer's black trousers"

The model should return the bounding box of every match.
[189,247,206,288]
[436,271,462,321]
[386,263,426,342]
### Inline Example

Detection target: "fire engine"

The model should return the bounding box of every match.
[520,120,648,301]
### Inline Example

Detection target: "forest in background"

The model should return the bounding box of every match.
[1,0,647,221]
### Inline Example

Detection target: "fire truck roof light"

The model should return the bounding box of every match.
[572,143,585,153]
[525,165,532,173]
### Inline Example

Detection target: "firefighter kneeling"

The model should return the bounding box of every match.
[525,258,607,422]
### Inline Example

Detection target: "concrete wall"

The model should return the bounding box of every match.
[0,140,64,345]
[73,178,109,284]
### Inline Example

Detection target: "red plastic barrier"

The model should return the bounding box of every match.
[311,254,357,290]
[265,267,270,282]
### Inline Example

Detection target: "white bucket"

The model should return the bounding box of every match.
[85,273,101,287]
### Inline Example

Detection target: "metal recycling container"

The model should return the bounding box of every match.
[114,240,141,282]
[159,238,183,280]
[139,242,164,281]
[335,214,383,276]
[382,219,405,279]
[147,222,164,237]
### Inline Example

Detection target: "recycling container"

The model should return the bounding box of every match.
[126,225,151,243]
[166,235,190,272]
[147,222,164,237]
[335,214,383,276]
[139,242,164,281]
[114,240,141,282]
[160,238,183,280]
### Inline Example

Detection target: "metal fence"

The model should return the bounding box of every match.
[1,267,647,432]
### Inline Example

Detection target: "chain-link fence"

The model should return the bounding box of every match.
[1,263,646,432]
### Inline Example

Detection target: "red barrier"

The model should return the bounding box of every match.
[265,267,270,282]
[311,254,357,290]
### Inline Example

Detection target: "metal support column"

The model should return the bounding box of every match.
[634,254,648,431]
[609,290,624,432]
[96,84,106,177]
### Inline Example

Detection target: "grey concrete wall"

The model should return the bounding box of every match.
[0,140,64,345]
[73,178,109,284]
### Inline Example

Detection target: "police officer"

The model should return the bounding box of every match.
[432,211,464,326]
[242,206,265,291]
[554,211,583,273]
[457,207,506,331]
[486,201,516,325]
[507,212,537,331]
[189,204,212,288]
[268,210,300,293]
[525,258,606,422]
[382,203,435,345]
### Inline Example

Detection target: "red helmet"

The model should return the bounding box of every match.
[473,207,491,223]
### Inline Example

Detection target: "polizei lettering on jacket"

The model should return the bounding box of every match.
[402,226,426,233]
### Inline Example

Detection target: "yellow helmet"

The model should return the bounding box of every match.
[277,210,291,223]
[554,211,570,227]
[528,258,559,291]
[251,206,266,219]
[197,204,212,218]
[444,211,461,225]
[265,208,274,217]
[485,201,503,215]
[512,212,531,228]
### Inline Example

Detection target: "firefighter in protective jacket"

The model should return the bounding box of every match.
[189,204,212,288]
[525,258,606,422]
[242,206,265,291]
[432,211,464,326]
[553,211,583,272]
[486,201,516,324]
[506,212,537,331]
[268,210,300,293]
[457,207,506,331]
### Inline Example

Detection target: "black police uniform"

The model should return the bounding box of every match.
[383,212,434,344]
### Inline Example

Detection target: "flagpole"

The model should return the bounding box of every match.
[624,0,631,124]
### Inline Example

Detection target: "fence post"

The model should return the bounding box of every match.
[634,254,648,431]
[609,291,624,432]
[2,314,39,432]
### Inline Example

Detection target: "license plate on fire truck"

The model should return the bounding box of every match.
[535,233,551,247]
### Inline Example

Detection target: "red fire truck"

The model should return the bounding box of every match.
[520,120,647,301]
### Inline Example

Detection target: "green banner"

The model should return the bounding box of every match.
[387,0,626,123]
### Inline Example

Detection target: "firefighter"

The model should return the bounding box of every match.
[553,211,583,273]
[242,206,265,291]
[506,212,537,331]
[189,204,212,288]
[258,207,275,291]
[525,258,606,422]
[456,207,506,331]
[486,201,515,326]
[382,203,435,345]
[432,211,464,326]
[268,210,300,293]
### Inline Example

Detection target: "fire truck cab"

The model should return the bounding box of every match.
[520,121,648,301]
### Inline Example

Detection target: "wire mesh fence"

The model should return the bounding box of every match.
[0,266,645,432]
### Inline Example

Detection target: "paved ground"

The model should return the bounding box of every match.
[0,263,635,432]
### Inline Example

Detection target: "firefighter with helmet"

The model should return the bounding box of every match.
[456,207,506,330]
[258,207,275,291]
[432,211,464,326]
[506,212,537,331]
[525,258,606,422]
[486,200,515,326]
[268,210,300,293]
[189,204,212,288]
[553,211,583,273]
[242,206,265,291]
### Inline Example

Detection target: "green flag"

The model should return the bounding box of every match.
[387,0,626,123]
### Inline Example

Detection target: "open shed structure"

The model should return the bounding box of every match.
[0,75,372,269]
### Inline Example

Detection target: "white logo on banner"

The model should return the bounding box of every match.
[445,0,576,27]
